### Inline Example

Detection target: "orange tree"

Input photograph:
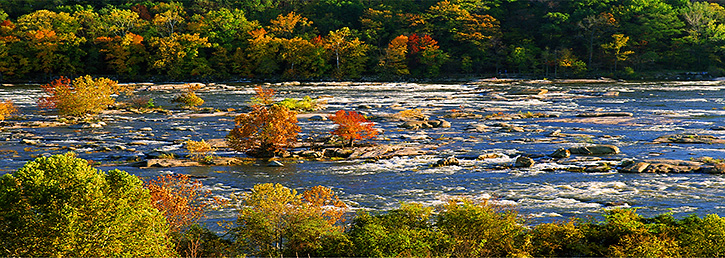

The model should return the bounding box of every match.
[38,75,132,117]
[226,86,300,158]
[329,109,378,147]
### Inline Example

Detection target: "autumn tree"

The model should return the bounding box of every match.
[99,8,146,37]
[188,8,258,77]
[407,33,449,76]
[94,32,147,76]
[329,109,378,147]
[15,10,87,75]
[243,28,281,76]
[0,20,30,78]
[152,2,186,37]
[381,35,409,76]
[0,153,176,257]
[602,34,634,72]
[267,11,314,39]
[234,183,348,257]
[0,100,17,122]
[39,75,131,117]
[149,33,211,78]
[226,86,301,158]
[322,27,370,78]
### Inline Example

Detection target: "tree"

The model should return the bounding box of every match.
[577,12,616,68]
[99,8,146,37]
[0,100,17,121]
[277,36,326,78]
[149,33,212,78]
[16,10,87,75]
[602,33,634,72]
[322,27,370,78]
[329,110,378,147]
[380,35,409,76]
[152,2,186,37]
[226,86,301,158]
[407,33,449,76]
[267,11,314,39]
[39,75,131,117]
[234,183,348,257]
[243,28,281,76]
[0,153,176,257]
[94,32,147,76]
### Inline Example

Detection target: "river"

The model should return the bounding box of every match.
[2,80,725,224]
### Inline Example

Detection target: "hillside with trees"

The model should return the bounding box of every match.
[1,0,724,81]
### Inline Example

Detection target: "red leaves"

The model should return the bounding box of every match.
[329,110,378,147]
[146,174,216,233]
[38,76,70,109]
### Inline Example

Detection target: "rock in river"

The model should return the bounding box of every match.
[550,148,570,159]
[515,156,535,167]
[436,156,460,166]
[569,145,620,155]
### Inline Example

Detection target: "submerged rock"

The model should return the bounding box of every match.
[618,159,703,173]
[509,88,548,95]
[653,134,725,144]
[268,160,284,167]
[436,156,460,166]
[576,112,633,117]
[399,120,451,130]
[569,145,620,155]
[515,156,535,167]
[550,148,570,159]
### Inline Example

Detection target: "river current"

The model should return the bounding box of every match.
[2,80,725,224]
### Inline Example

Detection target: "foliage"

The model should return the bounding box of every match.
[38,75,130,117]
[172,83,205,108]
[348,203,453,257]
[277,96,320,112]
[233,183,348,257]
[437,198,530,257]
[226,86,300,158]
[0,100,17,121]
[329,109,378,147]
[184,139,216,162]
[0,153,175,257]
[145,173,220,257]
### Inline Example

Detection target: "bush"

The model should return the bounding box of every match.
[185,139,216,162]
[329,109,378,147]
[173,84,205,108]
[278,96,321,112]
[233,183,348,257]
[348,203,453,257]
[529,220,586,257]
[582,209,681,257]
[38,75,131,117]
[0,100,17,121]
[0,153,175,257]
[437,199,529,257]
[146,173,224,257]
[676,214,725,257]
[226,86,300,158]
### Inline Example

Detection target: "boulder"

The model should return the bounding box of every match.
[399,120,451,130]
[465,124,490,132]
[619,162,650,173]
[515,156,535,167]
[436,156,460,166]
[308,115,327,121]
[569,145,620,155]
[577,112,633,117]
[268,160,284,167]
[510,88,548,95]
[550,148,570,159]
[653,134,725,144]
[21,139,39,145]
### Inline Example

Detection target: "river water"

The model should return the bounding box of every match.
[2,80,725,224]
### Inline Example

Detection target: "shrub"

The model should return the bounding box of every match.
[348,203,453,257]
[226,86,300,158]
[38,75,131,117]
[529,220,587,257]
[233,183,348,257]
[329,110,378,147]
[278,96,322,112]
[0,153,175,257]
[676,214,725,257]
[0,100,17,121]
[185,139,216,162]
[173,84,205,108]
[146,173,221,257]
[437,199,530,257]
[582,209,681,257]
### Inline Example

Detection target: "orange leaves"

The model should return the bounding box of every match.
[0,100,17,122]
[38,75,125,116]
[146,174,217,233]
[226,86,300,157]
[329,110,378,147]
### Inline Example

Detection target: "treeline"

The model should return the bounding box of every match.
[3,153,725,257]
[1,0,725,81]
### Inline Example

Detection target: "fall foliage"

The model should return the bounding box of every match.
[226,86,300,158]
[0,100,17,122]
[329,109,378,147]
[38,75,131,117]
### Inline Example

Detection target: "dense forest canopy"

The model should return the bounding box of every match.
[1,0,724,81]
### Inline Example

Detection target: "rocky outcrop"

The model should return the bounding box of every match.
[576,112,633,117]
[653,134,725,144]
[550,148,570,159]
[436,156,460,166]
[399,120,451,130]
[509,89,548,95]
[569,145,620,155]
[619,159,703,173]
[515,156,535,167]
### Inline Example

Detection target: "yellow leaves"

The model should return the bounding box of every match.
[39,75,124,117]
[0,100,17,122]
[268,11,312,38]
[146,173,216,233]
[185,139,216,161]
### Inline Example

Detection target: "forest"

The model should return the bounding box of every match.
[1,0,724,81]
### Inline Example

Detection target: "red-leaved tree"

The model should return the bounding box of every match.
[329,110,378,147]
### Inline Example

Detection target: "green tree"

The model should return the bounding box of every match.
[149,33,212,78]
[0,153,176,257]
[322,27,370,78]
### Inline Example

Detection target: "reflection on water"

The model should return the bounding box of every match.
[2,81,725,223]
